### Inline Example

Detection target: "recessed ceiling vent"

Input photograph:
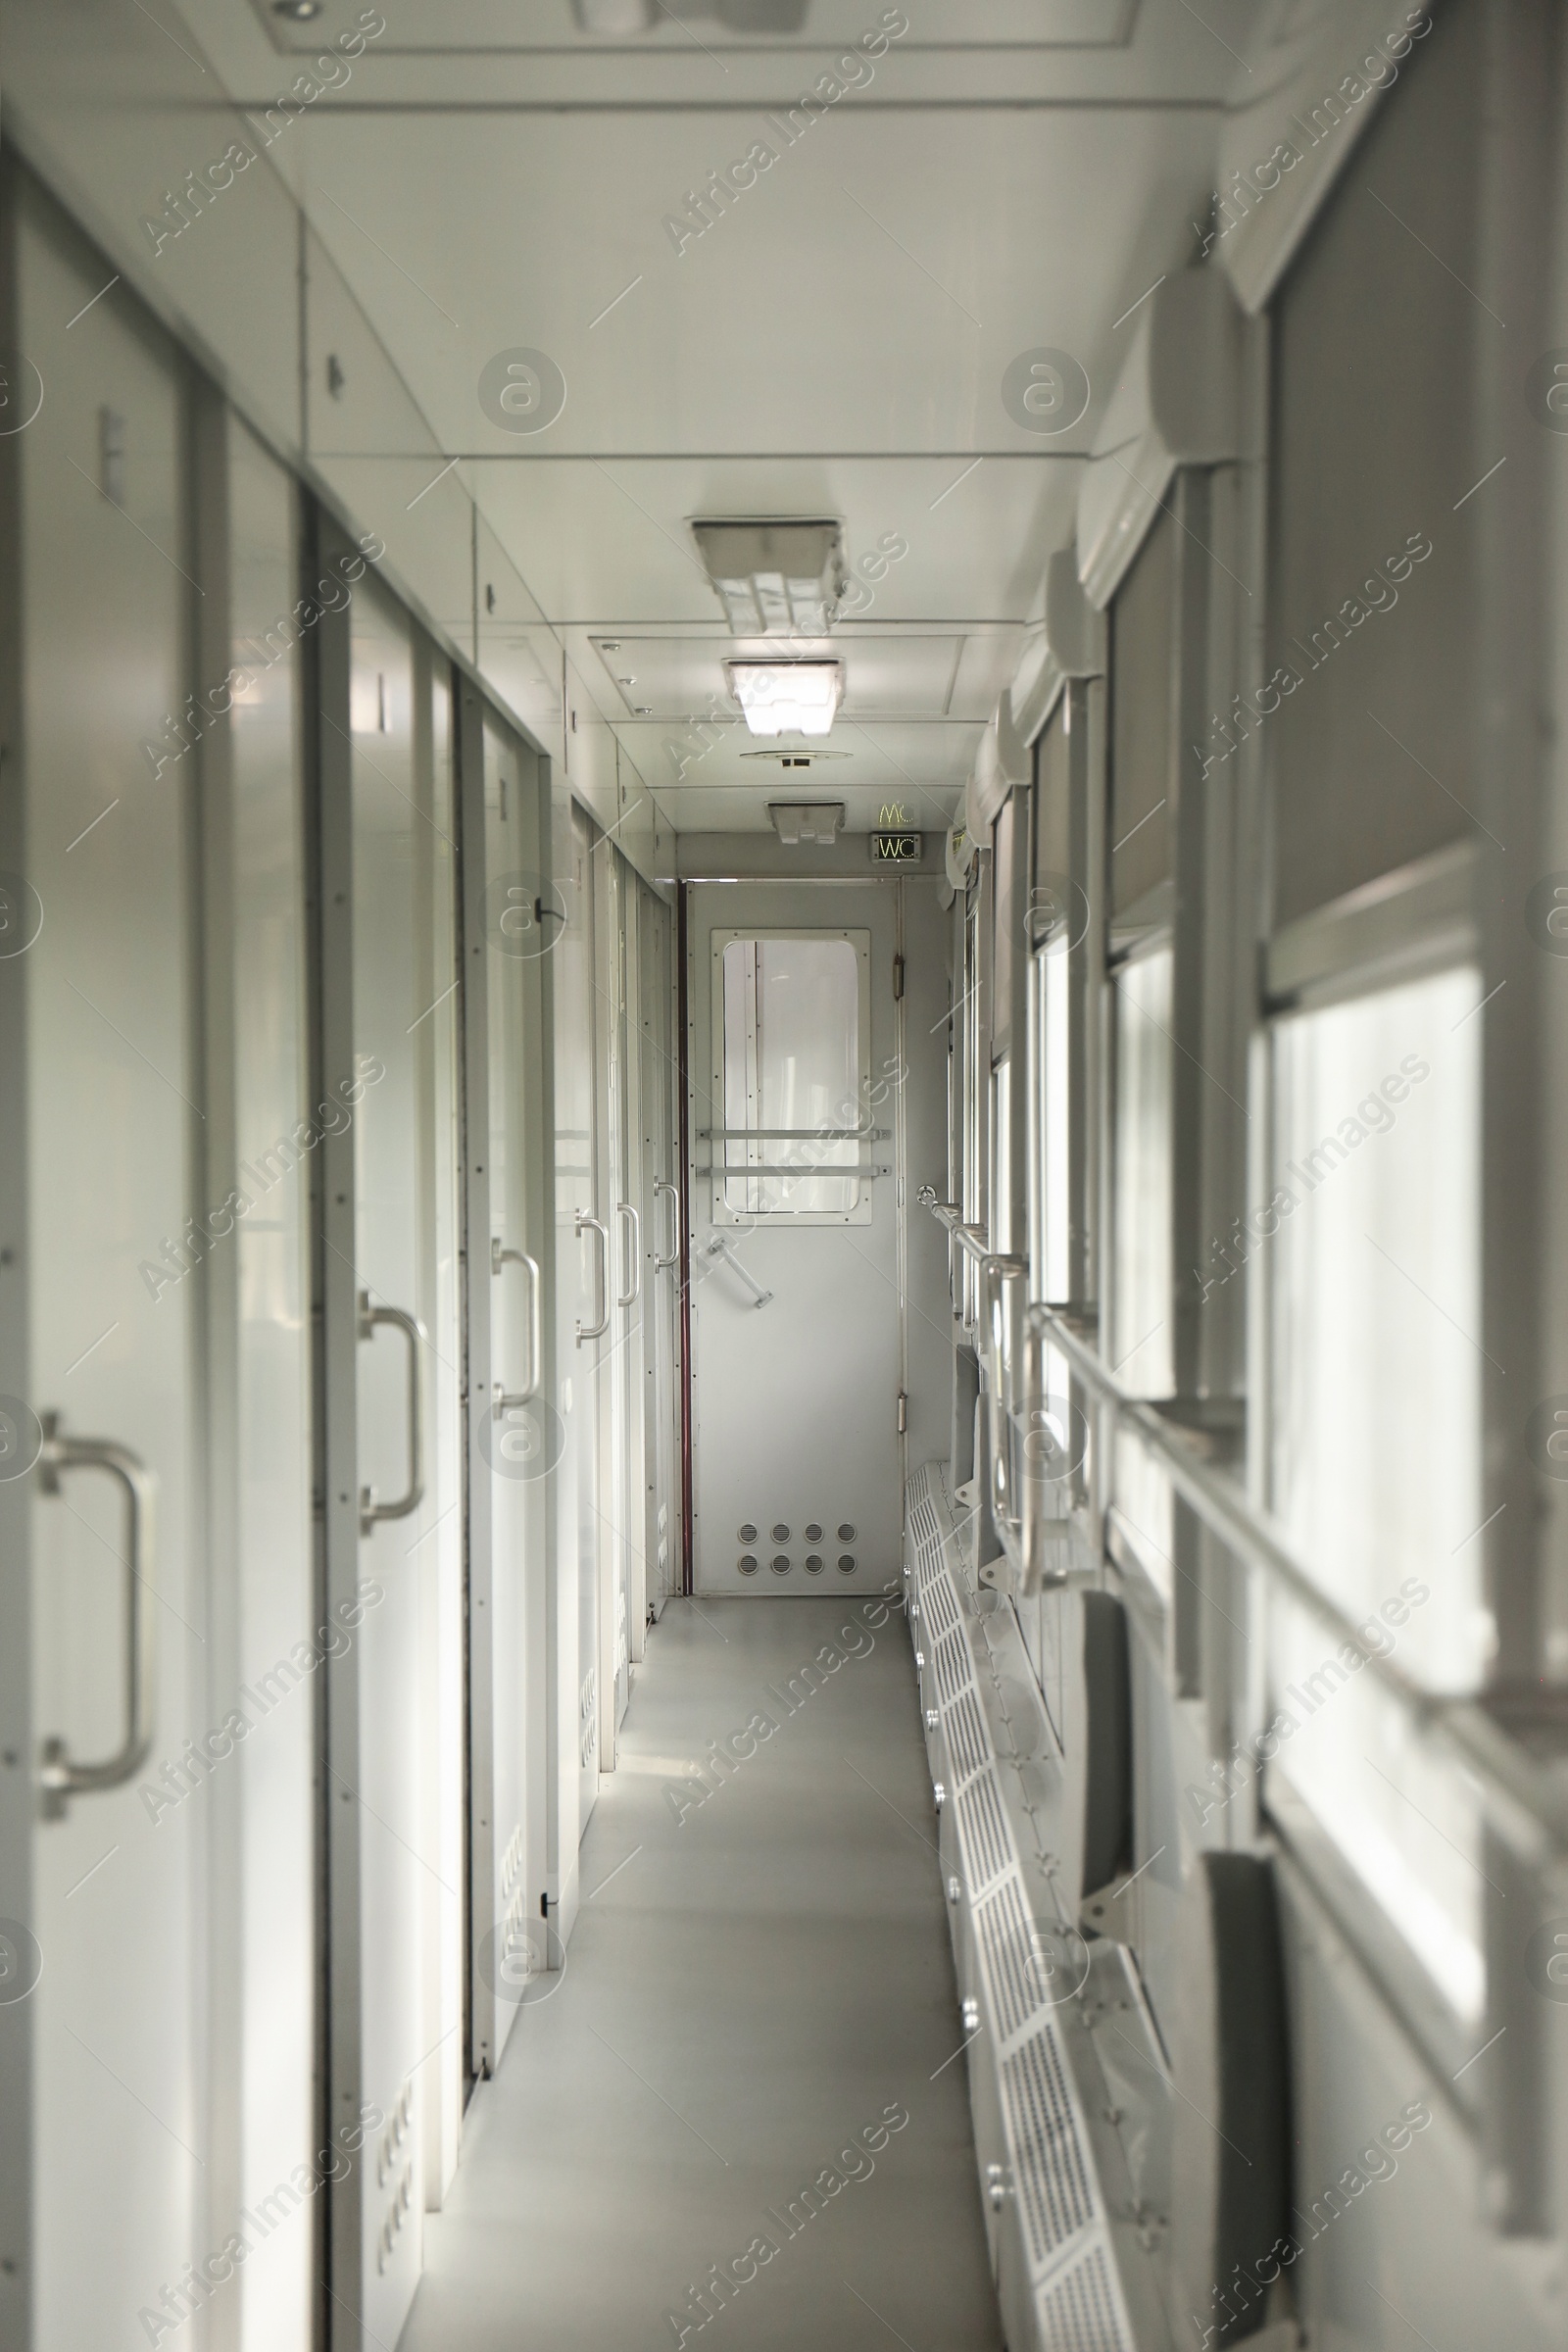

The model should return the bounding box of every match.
[768,803,844,847]
[693,517,846,636]
[575,0,809,26]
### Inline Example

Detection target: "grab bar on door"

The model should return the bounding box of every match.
[703,1233,773,1310]
[575,1210,611,1345]
[653,1177,680,1271]
[37,1416,157,1818]
[615,1201,642,1307]
[491,1236,541,1410]
[358,1293,427,1532]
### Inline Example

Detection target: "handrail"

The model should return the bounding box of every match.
[916,1190,1568,1862]
[1025,1298,1566,1865]
[703,1233,773,1309]
[698,1126,889,1142]
[38,1420,158,1816]
[575,1211,611,1345]
[616,1201,642,1309]
[653,1177,681,1271]
[491,1237,542,1409]
[358,1294,427,1532]
[920,1192,990,1265]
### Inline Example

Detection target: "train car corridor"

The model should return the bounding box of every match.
[3,4,1567,2351]
[399,1594,1002,2352]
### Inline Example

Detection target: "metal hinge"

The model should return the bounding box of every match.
[897,1390,908,1434]
[893,953,905,1000]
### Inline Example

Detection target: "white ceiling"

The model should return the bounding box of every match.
[177,0,1258,831]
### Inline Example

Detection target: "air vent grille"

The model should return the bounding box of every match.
[922,1570,959,1641]
[908,1491,942,1559]
[945,1687,989,1784]
[1033,2241,1134,2352]
[956,1766,1012,1894]
[1002,2029,1096,2265]
[932,1625,975,1711]
[976,1873,1045,2042]
[902,1460,1137,2352]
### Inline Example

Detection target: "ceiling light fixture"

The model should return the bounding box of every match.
[727,659,843,739]
[768,804,845,847]
[693,518,846,636]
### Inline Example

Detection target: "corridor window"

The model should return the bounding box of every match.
[1267,965,1486,2018]
[714,932,871,1221]
[1109,943,1175,1592]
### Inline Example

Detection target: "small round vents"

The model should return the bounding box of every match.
[837,1553,856,1574]
[770,1554,792,1576]
[805,1554,824,1575]
[738,1522,758,1544]
[771,1522,790,1543]
[837,1522,857,1542]
[805,1522,824,1543]
[738,1554,759,1576]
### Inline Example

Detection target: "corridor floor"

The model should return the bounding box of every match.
[400,1592,1004,2352]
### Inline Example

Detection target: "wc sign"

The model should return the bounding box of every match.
[869,806,921,862]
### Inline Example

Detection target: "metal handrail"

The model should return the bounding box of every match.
[698,1126,890,1141]
[38,1420,158,1816]
[918,1191,1568,1862]
[703,1233,773,1309]
[653,1177,681,1271]
[616,1201,642,1308]
[492,1237,542,1410]
[1027,1298,1566,1865]
[358,1294,427,1532]
[575,1211,611,1345]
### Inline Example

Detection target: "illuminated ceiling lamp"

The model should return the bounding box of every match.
[693,517,846,636]
[726,659,844,739]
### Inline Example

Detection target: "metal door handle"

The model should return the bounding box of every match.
[575,1211,611,1345]
[704,1233,773,1309]
[358,1292,426,1531]
[653,1176,680,1270]
[616,1201,642,1308]
[37,1416,157,1817]
[492,1236,541,1410]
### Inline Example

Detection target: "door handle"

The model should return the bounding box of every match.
[615,1201,642,1308]
[358,1292,426,1532]
[575,1210,611,1345]
[652,1176,680,1271]
[37,1415,157,1818]
[491,1236,541,1410]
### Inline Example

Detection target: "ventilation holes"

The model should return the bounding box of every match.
[838,1521,857,1542]
[837,1553,856,1574]
[805,1521,824,1543]
[771,1522,790,1543]
[738,1522,758,1544]
[805,1554,824,1574]
[738,1554,760,1576]
[770,1554,792,1576]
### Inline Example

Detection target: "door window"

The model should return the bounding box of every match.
[714,933,871,1219]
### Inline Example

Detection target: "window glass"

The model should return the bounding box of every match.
[720,935,861,1215]
[1268,964,1486,2017]
[1109,944,1175,1593]
[1108,504,1176,917]
[1034,947,1070,1304]
[1111,945,1175,1396]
